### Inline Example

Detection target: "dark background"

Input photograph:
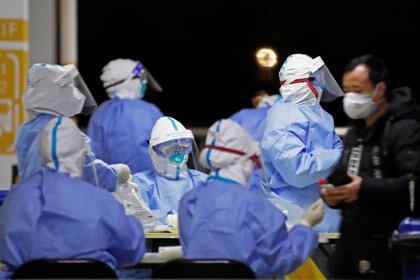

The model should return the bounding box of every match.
[78,0,418,127]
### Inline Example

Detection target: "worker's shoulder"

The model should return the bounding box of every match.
[7,172,43,199]
[391,117,420,133]
[189,169,208,180]
[269,101,307,117]
[233,107,267,116]
[132,169,156,185]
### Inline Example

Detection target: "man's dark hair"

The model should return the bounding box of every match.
[344,54,388,86]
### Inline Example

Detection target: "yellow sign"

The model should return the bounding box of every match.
[0,49,27,154]
[0,9,28,188]
[0,19,28,41]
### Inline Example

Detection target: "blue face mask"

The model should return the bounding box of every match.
[138,83,148,99]
[169,151,185,165]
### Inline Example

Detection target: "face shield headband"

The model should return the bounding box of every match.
[204,144,261,169]
[104,61,145,90]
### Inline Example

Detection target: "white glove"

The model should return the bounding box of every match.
[299,199,324,228]
[110,164,131,184]
[166,213,179,227]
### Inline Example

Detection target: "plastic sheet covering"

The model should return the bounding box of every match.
[113,177,157,230]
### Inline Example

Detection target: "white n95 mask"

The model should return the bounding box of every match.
[343,90,378,120]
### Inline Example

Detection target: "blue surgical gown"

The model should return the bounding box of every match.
[87,98,163,174]
[261,100,343,232]
[133,169,207,224]
[230,107,270,142]
[179,179,318,278]
[15,115,118,192]
[0,168,145,278]
[15,114,55,181]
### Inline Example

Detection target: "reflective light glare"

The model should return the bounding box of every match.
[256,48,278,68]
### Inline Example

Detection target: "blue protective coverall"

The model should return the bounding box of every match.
[261,100,343,232]
[230,107,270,142]
[230,107,270,194]
[88,99,163,174]
[0,168,145,278]
[15,115,118,192]
[179,178,318,278]
[133,169,207,224]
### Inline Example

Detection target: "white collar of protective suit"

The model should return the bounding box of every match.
[39,117,87,178]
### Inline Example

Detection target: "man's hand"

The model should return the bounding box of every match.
[320,174,363,204]
[320,184,343,206]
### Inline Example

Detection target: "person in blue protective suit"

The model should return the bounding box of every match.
[230,93,280,194]
[133,117,207,225]
[179,119,325,279]
[261,54,345,232]
[0,116,145,279]
[15,63,129,192]
[230,93,280,142]
[87,59,164,174]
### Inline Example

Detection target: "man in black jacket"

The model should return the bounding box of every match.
[321,54,420,279]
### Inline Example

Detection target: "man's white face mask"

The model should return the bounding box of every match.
[343,86,379,119]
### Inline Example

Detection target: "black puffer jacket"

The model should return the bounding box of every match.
[330,87,420,279]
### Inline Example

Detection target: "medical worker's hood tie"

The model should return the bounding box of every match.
[204,144,261,168]
[280,77,319,98]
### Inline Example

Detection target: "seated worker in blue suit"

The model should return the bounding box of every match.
[261,54,344,232]
[0,116,145,279]
[88,59,164,174]
[179,119,324,279]
[15,63,129,192]
[133,117,207,225]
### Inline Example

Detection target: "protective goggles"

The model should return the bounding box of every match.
[204,144,261,168]
[153,138,193,159]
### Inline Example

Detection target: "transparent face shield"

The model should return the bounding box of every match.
[152,137,206,172]
[143,67,163,93]
[104,62,163,94]
[310,57,344,102]
[55,64,98,115]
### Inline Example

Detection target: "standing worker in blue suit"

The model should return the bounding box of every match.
[261,54,344,232]
[15,63,129,192]
[0,116,145,279]
[179,119,325,279]
[133,117,207,225]
[88,59,164,174]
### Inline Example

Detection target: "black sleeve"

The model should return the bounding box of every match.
[358,119,420,212]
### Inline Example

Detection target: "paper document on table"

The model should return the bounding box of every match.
[158,246,183,260]
[146,225,176,233]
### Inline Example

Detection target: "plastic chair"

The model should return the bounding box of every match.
[152,258,256,279]
[12,259,117,279]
